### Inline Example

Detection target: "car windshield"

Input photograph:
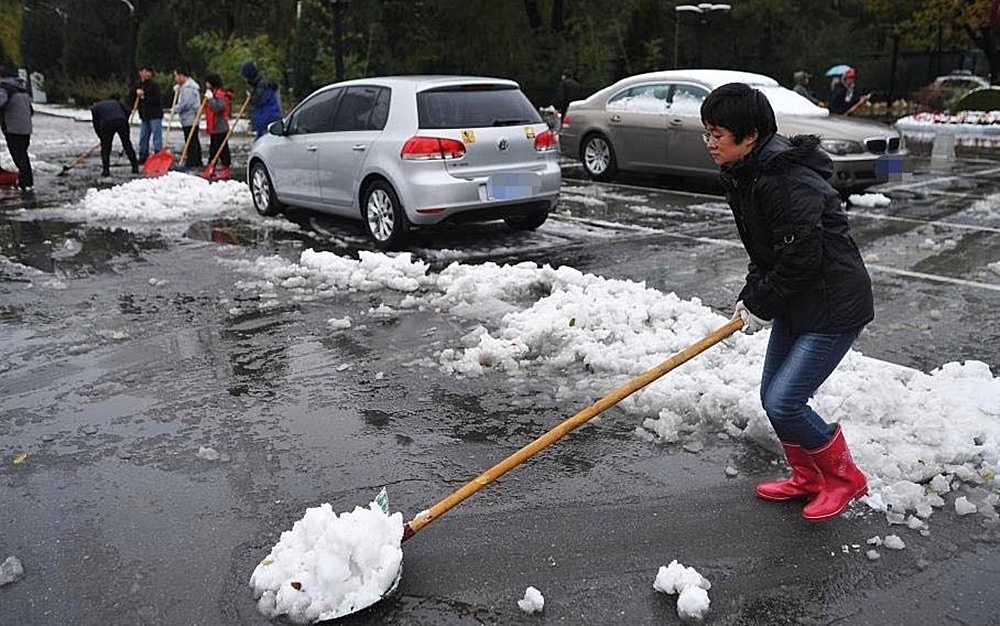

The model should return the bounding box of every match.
[417,85,542,129]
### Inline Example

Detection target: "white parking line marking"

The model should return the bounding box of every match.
[647,231,1000,293]
[877,165,1000,193]
[849,210,1000,234]
[866,265,1000,292]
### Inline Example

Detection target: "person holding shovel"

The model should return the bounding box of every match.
[0,63,34,191]
[90,94,139,177]
[129,65,164,164]
[203,73,233,180]
[172,68,203,169]
[699,83,872,522]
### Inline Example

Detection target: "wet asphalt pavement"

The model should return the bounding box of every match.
[1,114,999,625]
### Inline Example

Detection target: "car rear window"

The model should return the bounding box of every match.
[417,85,542,129]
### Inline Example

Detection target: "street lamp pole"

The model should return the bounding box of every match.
[119,0,137,84]
[673,3,730,68]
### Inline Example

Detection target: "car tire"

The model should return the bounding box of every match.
[363,179,409,251]
[249,161,282,217]
[504,209,548,231]
[581,133,618,181]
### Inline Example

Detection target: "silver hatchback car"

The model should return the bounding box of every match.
[559,69,906,195]
[247,75,561,250]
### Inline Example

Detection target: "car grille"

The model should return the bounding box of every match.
[865,136,901,154]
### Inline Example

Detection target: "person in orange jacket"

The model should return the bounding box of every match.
[203,73,233,180]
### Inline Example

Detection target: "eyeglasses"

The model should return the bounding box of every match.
[701,131,729,146]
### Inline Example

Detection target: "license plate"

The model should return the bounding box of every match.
[487,173,540,201]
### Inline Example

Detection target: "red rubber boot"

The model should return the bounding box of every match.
[802,425,868,522]
[755,442,823,501]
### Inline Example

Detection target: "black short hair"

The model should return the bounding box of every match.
[205,73,222,88]
[140,64,155,73]
[700,83,777,143]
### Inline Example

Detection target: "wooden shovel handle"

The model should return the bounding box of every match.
[402,316,744,541]
[177,97,207,165]
[205,96,251,170]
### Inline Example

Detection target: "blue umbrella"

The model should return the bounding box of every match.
[826,64,853,77]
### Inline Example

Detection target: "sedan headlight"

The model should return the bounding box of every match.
[819,139,865,155]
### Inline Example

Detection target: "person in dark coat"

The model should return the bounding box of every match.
[128,65,164,163]
[0,64,34,191]
[555,69,581,117]
[239,61,282,138]
[828,68,868,115]
[91,95,139,177]
[700,83,873,523]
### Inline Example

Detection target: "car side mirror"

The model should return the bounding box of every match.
[268,119,285,136]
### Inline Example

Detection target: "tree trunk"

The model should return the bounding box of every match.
[550,0,564,31]
[523,0,543,31]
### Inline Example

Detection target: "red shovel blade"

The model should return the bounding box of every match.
[143,150,174,177]
[0,168,18,187]
[199,164,215,180]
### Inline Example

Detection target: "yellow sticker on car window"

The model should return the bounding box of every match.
[524,126,536,139]
[461,130,476,143]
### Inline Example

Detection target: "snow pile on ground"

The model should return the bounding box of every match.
[249,490,403,624]
[76,172,252,223]
[653,560,711,621]
[224,249,1000,528]
[517,586,545,613]
[848,193,891,208]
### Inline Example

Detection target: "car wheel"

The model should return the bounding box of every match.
[249,161,282,217]
[363,179,409,251]
[504,209,548,231]
[582,133,618,181]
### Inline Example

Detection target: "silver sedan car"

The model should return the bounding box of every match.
[248,76,561,250]
[559,69,906,195]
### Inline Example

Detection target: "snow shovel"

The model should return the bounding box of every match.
[0,167,18,186]
[252,317,743,622]
[400,316,744,542]
[144,87,180,177]
[57,143,101,176]
[172,97,207,173]
[200,95,250,180]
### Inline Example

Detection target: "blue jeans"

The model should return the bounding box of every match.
[138,118,163,160]
[759,322,859,449]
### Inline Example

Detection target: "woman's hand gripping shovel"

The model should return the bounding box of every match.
[250,317,742,622]
[200,95,250,180]
[143,87,180,177]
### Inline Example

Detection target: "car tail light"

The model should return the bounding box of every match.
[561,114,571,128]
[400,136,466,160]
[534,129,557,152]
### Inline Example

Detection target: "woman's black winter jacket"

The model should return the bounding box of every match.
[719,133,874,334]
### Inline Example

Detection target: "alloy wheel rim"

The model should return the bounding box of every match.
[252,168,269,212]
[367,189,394,241]
[584,139,608,174]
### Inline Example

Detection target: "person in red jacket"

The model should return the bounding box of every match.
[203,73,233,180]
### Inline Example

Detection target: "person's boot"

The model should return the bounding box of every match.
[214,165,231,181]
[131,163,139,174]
[755,442,823,501]
[801,425,868,522]
[101,168,110,177]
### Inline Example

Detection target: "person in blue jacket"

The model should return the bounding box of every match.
[239,62,282,138]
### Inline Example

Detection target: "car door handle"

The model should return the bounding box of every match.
[668,119,684,127]
[352,144,367,151]
[305,145,318,152]
[609,114,622,123]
